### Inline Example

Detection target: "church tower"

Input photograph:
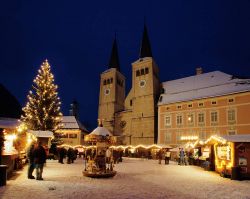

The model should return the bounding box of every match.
[98,38,125,135]
[129,24,160,144]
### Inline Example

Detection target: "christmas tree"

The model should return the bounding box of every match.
[22,60,62,132]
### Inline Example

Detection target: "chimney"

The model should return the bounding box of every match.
[196,67,203,75]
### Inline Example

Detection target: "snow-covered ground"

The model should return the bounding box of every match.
[0,157,250,199]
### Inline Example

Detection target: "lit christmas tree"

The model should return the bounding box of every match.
[22,60,62,132]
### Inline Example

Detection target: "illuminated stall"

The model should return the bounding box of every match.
[0,118,23,176]
[204,134,250,180]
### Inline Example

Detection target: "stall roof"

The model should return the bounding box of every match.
[222,134,250,142]
[29,130,53,138]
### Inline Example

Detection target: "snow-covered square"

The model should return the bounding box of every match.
[0,157,250,199]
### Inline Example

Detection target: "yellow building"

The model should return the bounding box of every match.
[158,69,250,146]
[98,25,160,145]
[56,116,88,146]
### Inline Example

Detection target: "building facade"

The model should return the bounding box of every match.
[158,69,250,146]
[98,25,160,145]
[56,116,88,146]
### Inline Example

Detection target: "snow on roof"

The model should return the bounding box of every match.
[28,130,53,138]
[159,71,250,105]
[222,134,250,142]
[89,126,112,136]
[0,118,20,129]
[60,116,80,129]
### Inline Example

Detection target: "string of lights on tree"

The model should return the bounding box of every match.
[21,59,62,132]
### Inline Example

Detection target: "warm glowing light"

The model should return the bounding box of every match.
[180,136,198,141]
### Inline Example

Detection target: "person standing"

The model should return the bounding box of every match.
[27,142,35,179]
[158,149,163,164]
[179,148,185,165]
[33,141,47,180]
[164,150,171,165]
[58,147,66,164]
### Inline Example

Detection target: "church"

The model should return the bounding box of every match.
[98,25,160,145]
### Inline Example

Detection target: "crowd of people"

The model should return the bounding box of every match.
[27,143,197,180]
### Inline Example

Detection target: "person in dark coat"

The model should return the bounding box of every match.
[58,147,66,164]
[33,141,47,180]
[67,148,75,164]
[27,142,35,179]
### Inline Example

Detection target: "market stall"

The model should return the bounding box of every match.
[204,134,250,180]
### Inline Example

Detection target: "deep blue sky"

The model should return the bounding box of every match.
[1,0,250,130]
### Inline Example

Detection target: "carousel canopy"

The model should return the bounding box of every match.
[89,126,112,137]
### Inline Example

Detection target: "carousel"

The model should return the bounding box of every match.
[83,122,117,178]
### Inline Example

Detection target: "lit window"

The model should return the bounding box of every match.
[187,113,194,124]
[60,133,68,138]
[69,134,77,138]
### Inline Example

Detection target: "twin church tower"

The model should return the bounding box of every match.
[98,25,161,145]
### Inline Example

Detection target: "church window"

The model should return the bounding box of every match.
[145,67,149,74]
[130,100,133,106]
[110,78,113,84]
[107,79,110,84]
[136,70,140,77]
[103,80,106,85]
[141,68,145,75]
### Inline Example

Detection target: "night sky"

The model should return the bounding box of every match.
[1,0,250,130]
